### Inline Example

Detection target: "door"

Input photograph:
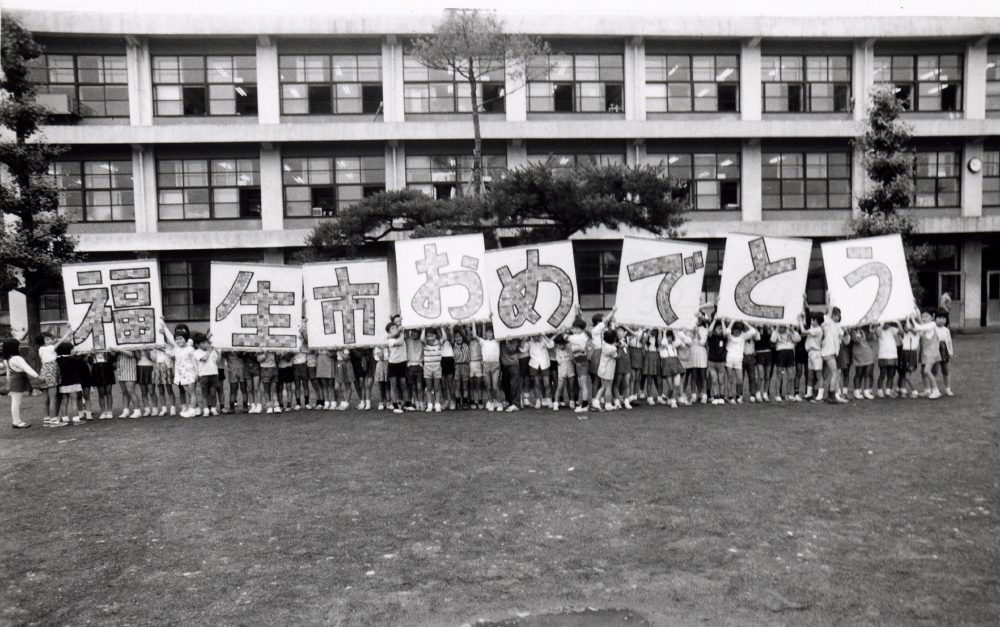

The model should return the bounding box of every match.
[988,271,1000,326]
[938,272,963,327]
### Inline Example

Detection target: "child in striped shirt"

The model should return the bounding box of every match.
[422,328,444,412]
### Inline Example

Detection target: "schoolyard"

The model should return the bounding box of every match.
[1,335,998,626]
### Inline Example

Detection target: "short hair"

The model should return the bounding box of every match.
[35,332,54,346]
[553,334,568,346]
[592,313,604,325]
[1,338,20,360]
[385,322,396,333]
[935,308,949,318]
[55,341,74,356]
[571,317,586,330]
[425,327,438,337]
[831,306,842,316]
[191,332,209,345]
[603,328,617,344]
[174,324,190,340]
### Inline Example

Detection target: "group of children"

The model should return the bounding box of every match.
[2,304,957,429]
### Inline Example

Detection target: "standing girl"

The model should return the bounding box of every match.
[592,328,619,412]
[659,330,684,408]
[642,329,661,405]
[112,348,141,418]
[151,343,176,415]
[36,330,72,426]
[165,327,198,417]
[90,350,116,419]
[851,327,875,399]
[4,338,39,428]
[876,322,899,398]
[56,341,87,425]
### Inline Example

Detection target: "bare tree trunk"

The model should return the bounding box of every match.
[467,57,483,197]
[24,290,41,369]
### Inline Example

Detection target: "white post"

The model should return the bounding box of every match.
[741,141,762,221]
[740,38,761,121]
[259,143,284,231]
[255,35,280,125]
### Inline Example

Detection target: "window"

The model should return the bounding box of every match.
[406,154,507,199]
[48,160,134,222]
[527,53,624,112]
[282,156,386,216]
[575,247,620,309]
[40,289,68,324]
[915,150,960,207]
[762,151,851,209]
[762,55,851,113]
[702,245,724,300]
[157,158,260,220]
[644,152,740,210]
[529,153,625,171]
[913,243,960,308]
[162,260,211,321]
[874,54,962,112]
[984,150,1000,207]
[645,54,739,112]
[806,245,828,306]
[403,56,505,114]
[25,53,129,117]
[279,54,383,115]
[988,54,1000,111]
[153,55,257,116]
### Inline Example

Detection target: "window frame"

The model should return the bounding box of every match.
[983,149,1000,207]
[152,54,258,117]
[914,150,961,208]
[402,55,506,114]
[25,53,129,118]
[644,53,740,113]
[281,155,386,217]
[405,153,508,199]
[574,247,621,310]
[761,150,852,210]
[48,159,135,223]
[156,158,262,220]
[873,53,963,112]
[987,53,1000,111]
[761,54,852,113]
[161,259,212,322]
[643,151,741,211]
[278,54,384,115]
[527,53,625,113]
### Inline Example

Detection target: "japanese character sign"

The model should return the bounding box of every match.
[61,260,163,352]
[484,242,579,339]
[821,234,915,326]
[716,234,812,325]
[394,234,491,327]
[303,260,391,348]
[614,237,708,329]
[210,262,302,351]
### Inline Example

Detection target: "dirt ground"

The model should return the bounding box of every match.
[1,335,998,626]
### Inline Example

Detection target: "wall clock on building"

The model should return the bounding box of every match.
[967,157,983,173]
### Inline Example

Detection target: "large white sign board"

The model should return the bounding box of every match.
[394,234,491,327]
[62,259,163,352]
[614,237,708,329]
[716,234,812,325]
[484,242,579,339]
[210,262,302,351]
[821,234,916,326]
[303,260,390,348]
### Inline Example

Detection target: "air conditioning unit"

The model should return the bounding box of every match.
[36,93,80,119]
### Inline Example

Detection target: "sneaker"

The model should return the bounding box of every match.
[590,399,600,410]
[305,404,314,410]
[71,415,84,425]
[356,401,366,410]
[569,401,576,409]
[365,400,372,410]
[910,390,920,398]
[762,393,769,402]
[876,389,885,398]
[169,406,177,416]
[749,395,756,403]
[863,390,874,400]
[377,402,384,411]
[486,401,494,412]
[142,408,152,417]
[647,397,655,406]
[118,408,130,419]
[404,404,416,412]
[425,404,433,413]
[534,399,541,410]
[755,392,763,402]
[130,409,142,419]
[573,405,587,413]
[552,402,559,411]
[434,403,442,413]
[613,400,622,410]
[670,399,678,409]
[736,396,743,404]
[944,388,954,397]
[774,395,782,402]
[928,390,942,399]
[221,407,232,415]
[266,407,274,414]
[84,411,94,421]
[50,418,67,428]
[835,394,849,404]
[210,407,219,416]
[623,399,632,410]
[338,401,349,411]
[274,406,282,414]
[700,394,708,404]
[506,404,519,412]
[198,408,208,417]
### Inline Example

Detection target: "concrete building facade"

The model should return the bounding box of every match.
[6,10,1000,332]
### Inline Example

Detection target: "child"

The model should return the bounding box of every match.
[151,343,176,416]
[56,341,87,425]
[315,349,334,409]
[910,310,942,399]
[688,320,709,404]
[351,347,374,410]
[473,324,502,412]
[876,322,899,398]
[725,319,757,404]
[500,338,521,412]
[613,327,631,409]
[292,343,310,410]
[820,307,848,404]
[627,328,645,401]
[567,318,592,414]
[277,352,295,411]
[771,324,801,402]
[552,333,575,411]
[588,306,617,394]
[452,329,471,409]
[659,329,684,408]
[741,326,759,403]
[386,322,408,414]
[593,327,619,411]
[36,330,71,427]
[440,329,456,410]
[305,348,320,410]
[244,351,262,413]
[112,347,142,418]
[91,350,116,419]
[225,351,248,413]
[165,326,198,417]
[852,327,876,399]
[3,338,39,428]
[467,323,484,409]
[935,310,954,396]
[527,334,555,409]
[793,306,811,400]
[674,327,693,405]
[335,348,354,409]
[373,345,389,410]
[642,329,661,405]
[257,351,280,413]
[192,333,220,416]
[803,313,824,400]
[706,321,727,405]
[405,329,425,411]
[422,328,444,412]
[754,326,774,402]
[898,323,920,398]
[136,348,155,416]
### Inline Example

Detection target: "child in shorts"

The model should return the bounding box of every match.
[350,347,374,410]
[910,310,941,399]
[527,334,555,409]
[277,352,295,411]
[258,351,280,413]
[567,318,592,414]
[935,309,954,396]
[472,323,502,411]
[422,328,444,412]
[36,330,72,426]
[192,333,220,417]
[452,329,471,409]
[224,351,248,413]
[552,333,575,411]
[305,348,320,410]
[876,322,899,398]
[802,313,824,400]
[386,322,408,414]
[315,349,334,409]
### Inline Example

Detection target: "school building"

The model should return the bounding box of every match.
[4,9,1000,334]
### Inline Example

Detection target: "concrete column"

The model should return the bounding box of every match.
[853,38,875,121]
[385,141,406,191]
[255,35,280,125]
[624,37,645,121]
[740,38,761,121]
[962,139,984,217]
[851,143,867,218]
[259,143,284,231]
[962,238,983,327]
[741,141,762,221]
[382,36,405,123]
[964,37,988,120]
[132,144,157,233]
[504,59,528,123]
[506,139,528,170]
[262,249,285,264]
[126,36,153,126]
[626,139,645,167]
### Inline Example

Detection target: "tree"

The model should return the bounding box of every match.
[410,9,547,196]
[0,17,77,348]
[851,86,928,302]
[301,163,688,258]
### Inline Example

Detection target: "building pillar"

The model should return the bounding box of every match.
[385,141,406,191]
[741,140,762,221]
[740,38,761,121]
[962,139,984,218]
[505,59,528,122]
[259,143,284,231]
[262,249,285,265]
[132,144,157,233]
[962,238,983,328]
[506,139,528,170]
[125,36,153,126]
[626,139,645,167]
[624,37,645,121]
[851,143,867,218]
[853,38,875,121]
[255,35,280,125]
[964,37,988,120]
[382,36,405,123]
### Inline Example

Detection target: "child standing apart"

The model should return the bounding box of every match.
[192,333,220,416]
[3,338,39,428]
[164,323,197,417]
[935,310,954,396]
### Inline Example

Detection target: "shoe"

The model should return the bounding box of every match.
[142,408,152,417]
[404,405,416,412]
[393,407,403,414]
[863,390,874,400]
[623,399,632,410]
[613,400,622,410]
[647,397,655,406]
[293,404,300,411]
[357,401,366,410]
[534,400,541,410]
[84,411,94,421]
[794,394,803,402]
[274,406,282,414]
[679,395,688,405]
[221,407,232,415]
[434,403,442,412]
[169,406,177,416]
[119,409,130,419]
[377,402,385,411]
[552,402,559,411]
[425,404,433,413]
[336,401,347,411]
[836,394,849,404]
[749,395,756,403]
[736,396,743,404]
[573,405,587,413]
[266,407,274,414]
[486,401,494,412]
[700,394,708,404]
[774,395,782,402]
[755,392,763,402]
[71,415,84,424]
[210,407,219,416]
[365,400,372,410]
[670,399,678,409]
[876,389,885,398]
[130,409,142,419]
[49,418,67,428]
[928,390,942,399]
[569,401,576,409]
[944,388,953,397]
[12,422,31,429]
[762,393,769,402]
[590,400,600,410]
